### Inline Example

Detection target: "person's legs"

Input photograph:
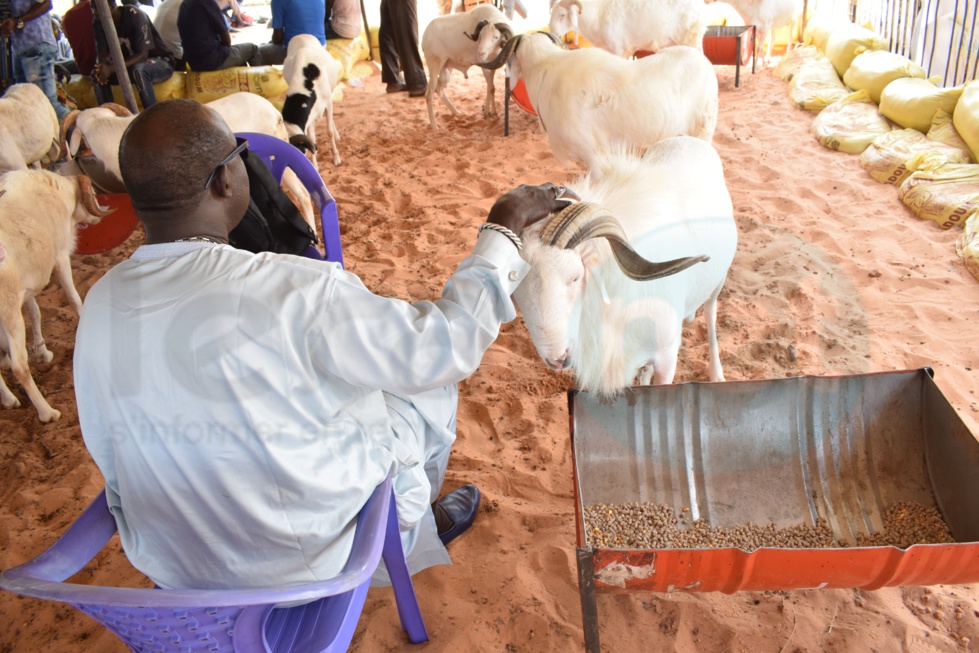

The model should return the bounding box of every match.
[218,43,267,69]
[14,42,72,121]
[384,0,426,93]
[131,58,173,108]
[256,43,285,66]
[377,0,403,87]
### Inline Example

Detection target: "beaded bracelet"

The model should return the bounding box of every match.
[478,223,523,252]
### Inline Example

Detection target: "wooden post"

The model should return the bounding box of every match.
[92,0,138,114]
[358,0,374,61]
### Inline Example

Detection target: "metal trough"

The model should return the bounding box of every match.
[569,368,979,652]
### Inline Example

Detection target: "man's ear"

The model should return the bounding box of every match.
[211,164,237,198]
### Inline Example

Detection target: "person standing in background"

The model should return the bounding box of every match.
[378,0,426,97]
[61,0,96,77]
[0,0,72,120]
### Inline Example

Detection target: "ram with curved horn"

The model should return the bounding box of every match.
[477,31,718,179]
[0,170,112,422]
[512,136,738,396]
[421,4,513,129]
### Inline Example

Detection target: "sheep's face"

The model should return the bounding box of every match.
[548,3,578,43]
[475,25,508,63]
[513,239,586,371]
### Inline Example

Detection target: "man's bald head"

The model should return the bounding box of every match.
[120,99,235,213]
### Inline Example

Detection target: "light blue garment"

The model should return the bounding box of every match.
[75,232,528,590]
[271,0,326,46]
[8,0,56,54]
[12,41,71,120]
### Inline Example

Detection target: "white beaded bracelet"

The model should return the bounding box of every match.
[478,223,523,252]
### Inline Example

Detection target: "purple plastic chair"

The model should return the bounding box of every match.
[237,132,345,268]
[0,472,429,652]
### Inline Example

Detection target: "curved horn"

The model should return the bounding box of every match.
[76,175,114,218]
[570,0,582,9]
[475,32,521,69]
[464,19,489,41]
[59,109,80,161]
[495,22,513,42]
[541,30,566,47]
[289,133,318,153]
[101,102,134,117]
[541,202,709,281]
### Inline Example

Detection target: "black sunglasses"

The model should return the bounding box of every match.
[203,137,249,190]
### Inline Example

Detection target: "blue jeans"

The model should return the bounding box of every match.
[12,41,71,121]
[94,57,174,109]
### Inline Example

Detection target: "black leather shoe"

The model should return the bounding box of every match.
[407,85,427,97]
[433,484,480,546]
[386,82,407,94]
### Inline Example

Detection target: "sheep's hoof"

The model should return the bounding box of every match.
[1,395,21,410]
[31,346,54,364]
[38,406,61,423]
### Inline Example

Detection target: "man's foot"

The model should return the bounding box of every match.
[433,484,480,546]
[386,82,408,94]
[408,85,427,98]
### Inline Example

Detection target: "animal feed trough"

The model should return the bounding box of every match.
[701,25,757,88]
[568,368,979,653]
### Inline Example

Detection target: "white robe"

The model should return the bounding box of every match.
[74,232,528,590]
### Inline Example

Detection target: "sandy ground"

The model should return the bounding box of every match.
[2,53,979,652]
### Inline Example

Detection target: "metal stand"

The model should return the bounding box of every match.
[358,0,373,61]
[504,75,510,137]
[576,548,600,653]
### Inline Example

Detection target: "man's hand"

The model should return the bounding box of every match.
[486,183,580,235]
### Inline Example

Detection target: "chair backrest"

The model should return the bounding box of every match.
[237,132,345,268]
[0,472,428,652]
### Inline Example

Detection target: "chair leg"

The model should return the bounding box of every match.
[381,493,429,644]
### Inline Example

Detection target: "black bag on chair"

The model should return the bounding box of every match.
[229,154,317,256]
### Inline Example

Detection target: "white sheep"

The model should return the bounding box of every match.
[0,83,62,173]
[281,34,343,169]
[421,5,513,129]
[716,0,802,65]
[479,33,719,176]
[548,0,709,57]
[512,136,737,395]
[57,96,318,234]
[0,171,111,422]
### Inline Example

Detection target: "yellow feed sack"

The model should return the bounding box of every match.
[859,128,972,185]
[66,72,186,110]
[812,90,891,154]
[185,66,289,110]
[803,15,846,52]
[327,36,370,82]
[953,82,979,161]
[776,44,821,82]
[879,78,965,134]
[843,50,927,105]
[704,2,744,26]
[928,109,974,158]
[788,56,849,113]
[956,211,979,282]
[824,23,888,77]
[898,162,979,229]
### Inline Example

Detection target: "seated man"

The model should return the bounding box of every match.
[92,0,176,108]
[74,98,575,590]
[178,0,264,72]
[324,0,360,40]
[258,0,326,65]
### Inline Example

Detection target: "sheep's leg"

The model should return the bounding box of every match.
[704,288,725,382]
[22,296,53,364]
[436,68,460,116]
[305,123,319,170]
[0,327,18,408]
[426,63,444,129]
[325,104,341,167]
[652,349,678,385]
[0,304,59,421]
[54,255,84,316]
[482,68,496,119]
